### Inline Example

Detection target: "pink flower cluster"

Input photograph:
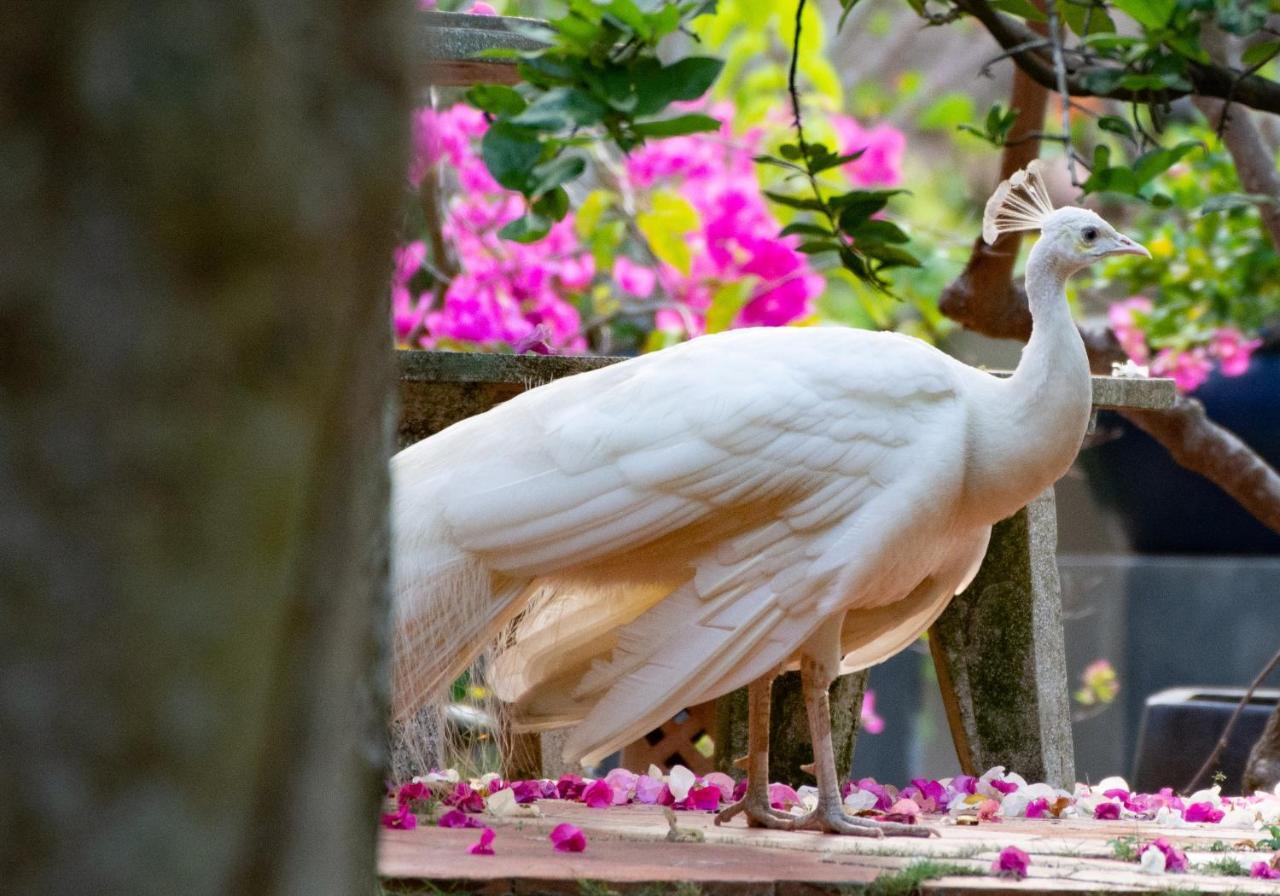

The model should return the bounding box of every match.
[395,95,908,351]
[1109,297,1263,392]
[397,104,591,352]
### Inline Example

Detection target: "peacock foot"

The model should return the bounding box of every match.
[714,790,799,830]
[789,804,938,838]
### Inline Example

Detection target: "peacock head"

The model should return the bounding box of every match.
[1037,207,1149,272]
[983,160,1149,275]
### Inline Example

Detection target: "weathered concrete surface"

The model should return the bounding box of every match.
[420,11,548,86]
[930,490,1075,787]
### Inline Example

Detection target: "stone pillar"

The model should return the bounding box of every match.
[929,488,1075,787]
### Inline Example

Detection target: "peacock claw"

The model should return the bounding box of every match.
[714,793,799,829]
[790,805,937,838]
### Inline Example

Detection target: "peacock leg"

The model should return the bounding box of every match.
[714,672,796,829]
[790,631,936,838]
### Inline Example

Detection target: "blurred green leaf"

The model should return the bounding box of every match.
[481,122,543,191]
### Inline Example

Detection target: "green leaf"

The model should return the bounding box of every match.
[499,213,552,243]
[530,154,586,196]
[850,219,910,244]
[918,93,976,131]
[511,87,607,130]
[991,0,1046,20]
[866,244,921,268]
[705,279,755,333]
[1110,0,1174,29]
[779,222,835,238]
[631,113,721,138]
[532,185,570,220]
[632,56,725,116]
[481,122,543,191]
[1061,0,1115,36]
[637,191,700,275]
[833,189,907,228]
[1132,140,1199,186]
[810,149,866,174]
[764,190,828,213]
[1097,115,1136,142]
[466,84,527,117]
[575,190,613,240]
[797,240,842,255]
[1242,40,1280,70]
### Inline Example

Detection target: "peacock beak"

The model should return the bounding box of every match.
[1106,233,1151,258]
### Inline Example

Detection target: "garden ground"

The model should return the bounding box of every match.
[379,800,1280,894]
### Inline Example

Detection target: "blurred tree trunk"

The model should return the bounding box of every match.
[0,2,409,894]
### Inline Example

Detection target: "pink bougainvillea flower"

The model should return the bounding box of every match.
[510,779,541,804]
[976,799,1002,822]
[438,809,484,829]
[582,778,613,809]
[634,774,666,804]
[468,1,497,13]
[613,256,657,298]
[381,804,417,830]
[1140,838,1188,873]
[860,689,885,734]
[1094,801,1122,820]
[990,779,1019,795]
[851,777,895,810]
[549,823,587,853]
[556,774,587,801]
[830,113,906,187]
[397,781,431,805]
[702,772,736,801]
[1209,327,1263,377]
[445,782,486,814]
[688,784,722,812]
[1251,855,1280,879]
[1151,347,1213,393]
[604,768,639,805]
[1025,797,1051,819]
[1183,801,1224,823]
[882,798,920,824]
[768,782,802,810]
[950,775,978,796]
[1107,297,1153,364]
[992,845,1031,879]
[469,827,496,855]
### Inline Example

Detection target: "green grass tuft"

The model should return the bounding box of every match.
[1198,856,1250,876]
[1106,836,1139,862]
[838,859,984,896]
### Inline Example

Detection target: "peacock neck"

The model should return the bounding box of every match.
[963,239,1092,525]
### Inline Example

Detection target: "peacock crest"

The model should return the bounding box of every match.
[982,159,1056,245]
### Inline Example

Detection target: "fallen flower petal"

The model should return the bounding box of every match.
[688,784,722,812]
[1184,801,1224,823]
[1251,860,1280,880]
[469,827,496,855]
[635,774,665,804]
[549,822,587,853]
[992,845,1030,879]
[1140,838,1188,873]
[582,778,613,809]
[1025,797,1051,819]
[668,765,697,802]
[1094,801,1121,820]
[768,782,802,810]
[438,809,483,829]
[381,804,417,830]
[702,771,736,800]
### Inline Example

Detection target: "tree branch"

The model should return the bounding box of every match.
[952,0,1280,115]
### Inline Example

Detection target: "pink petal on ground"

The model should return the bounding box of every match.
[634,775,665,804]
[976,799,1002,822]
[768,783,802,810]
[702,772,736,800]
[990,779,1019,795]
[992,845,1030,879]
[1141,838,1188,873]
[1025,798,1050,819]
[688,784,722,812]
[1183,801,1224,823]
[582,778,613,809]
[1094,801,1122,820]
[381,804,417,830]
[556,774,586,801]
[438,809,483,829]
[549,823,587,853]
[469,827,496,855]
[1251,857,1280,879]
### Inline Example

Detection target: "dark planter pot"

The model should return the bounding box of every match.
[1082,349,1280,554]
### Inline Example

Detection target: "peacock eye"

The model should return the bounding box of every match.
[1082,226,1099,242]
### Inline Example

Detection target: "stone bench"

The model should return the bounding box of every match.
[397,349,1176,784]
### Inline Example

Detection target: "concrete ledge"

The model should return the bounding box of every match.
[420,11,548,86]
